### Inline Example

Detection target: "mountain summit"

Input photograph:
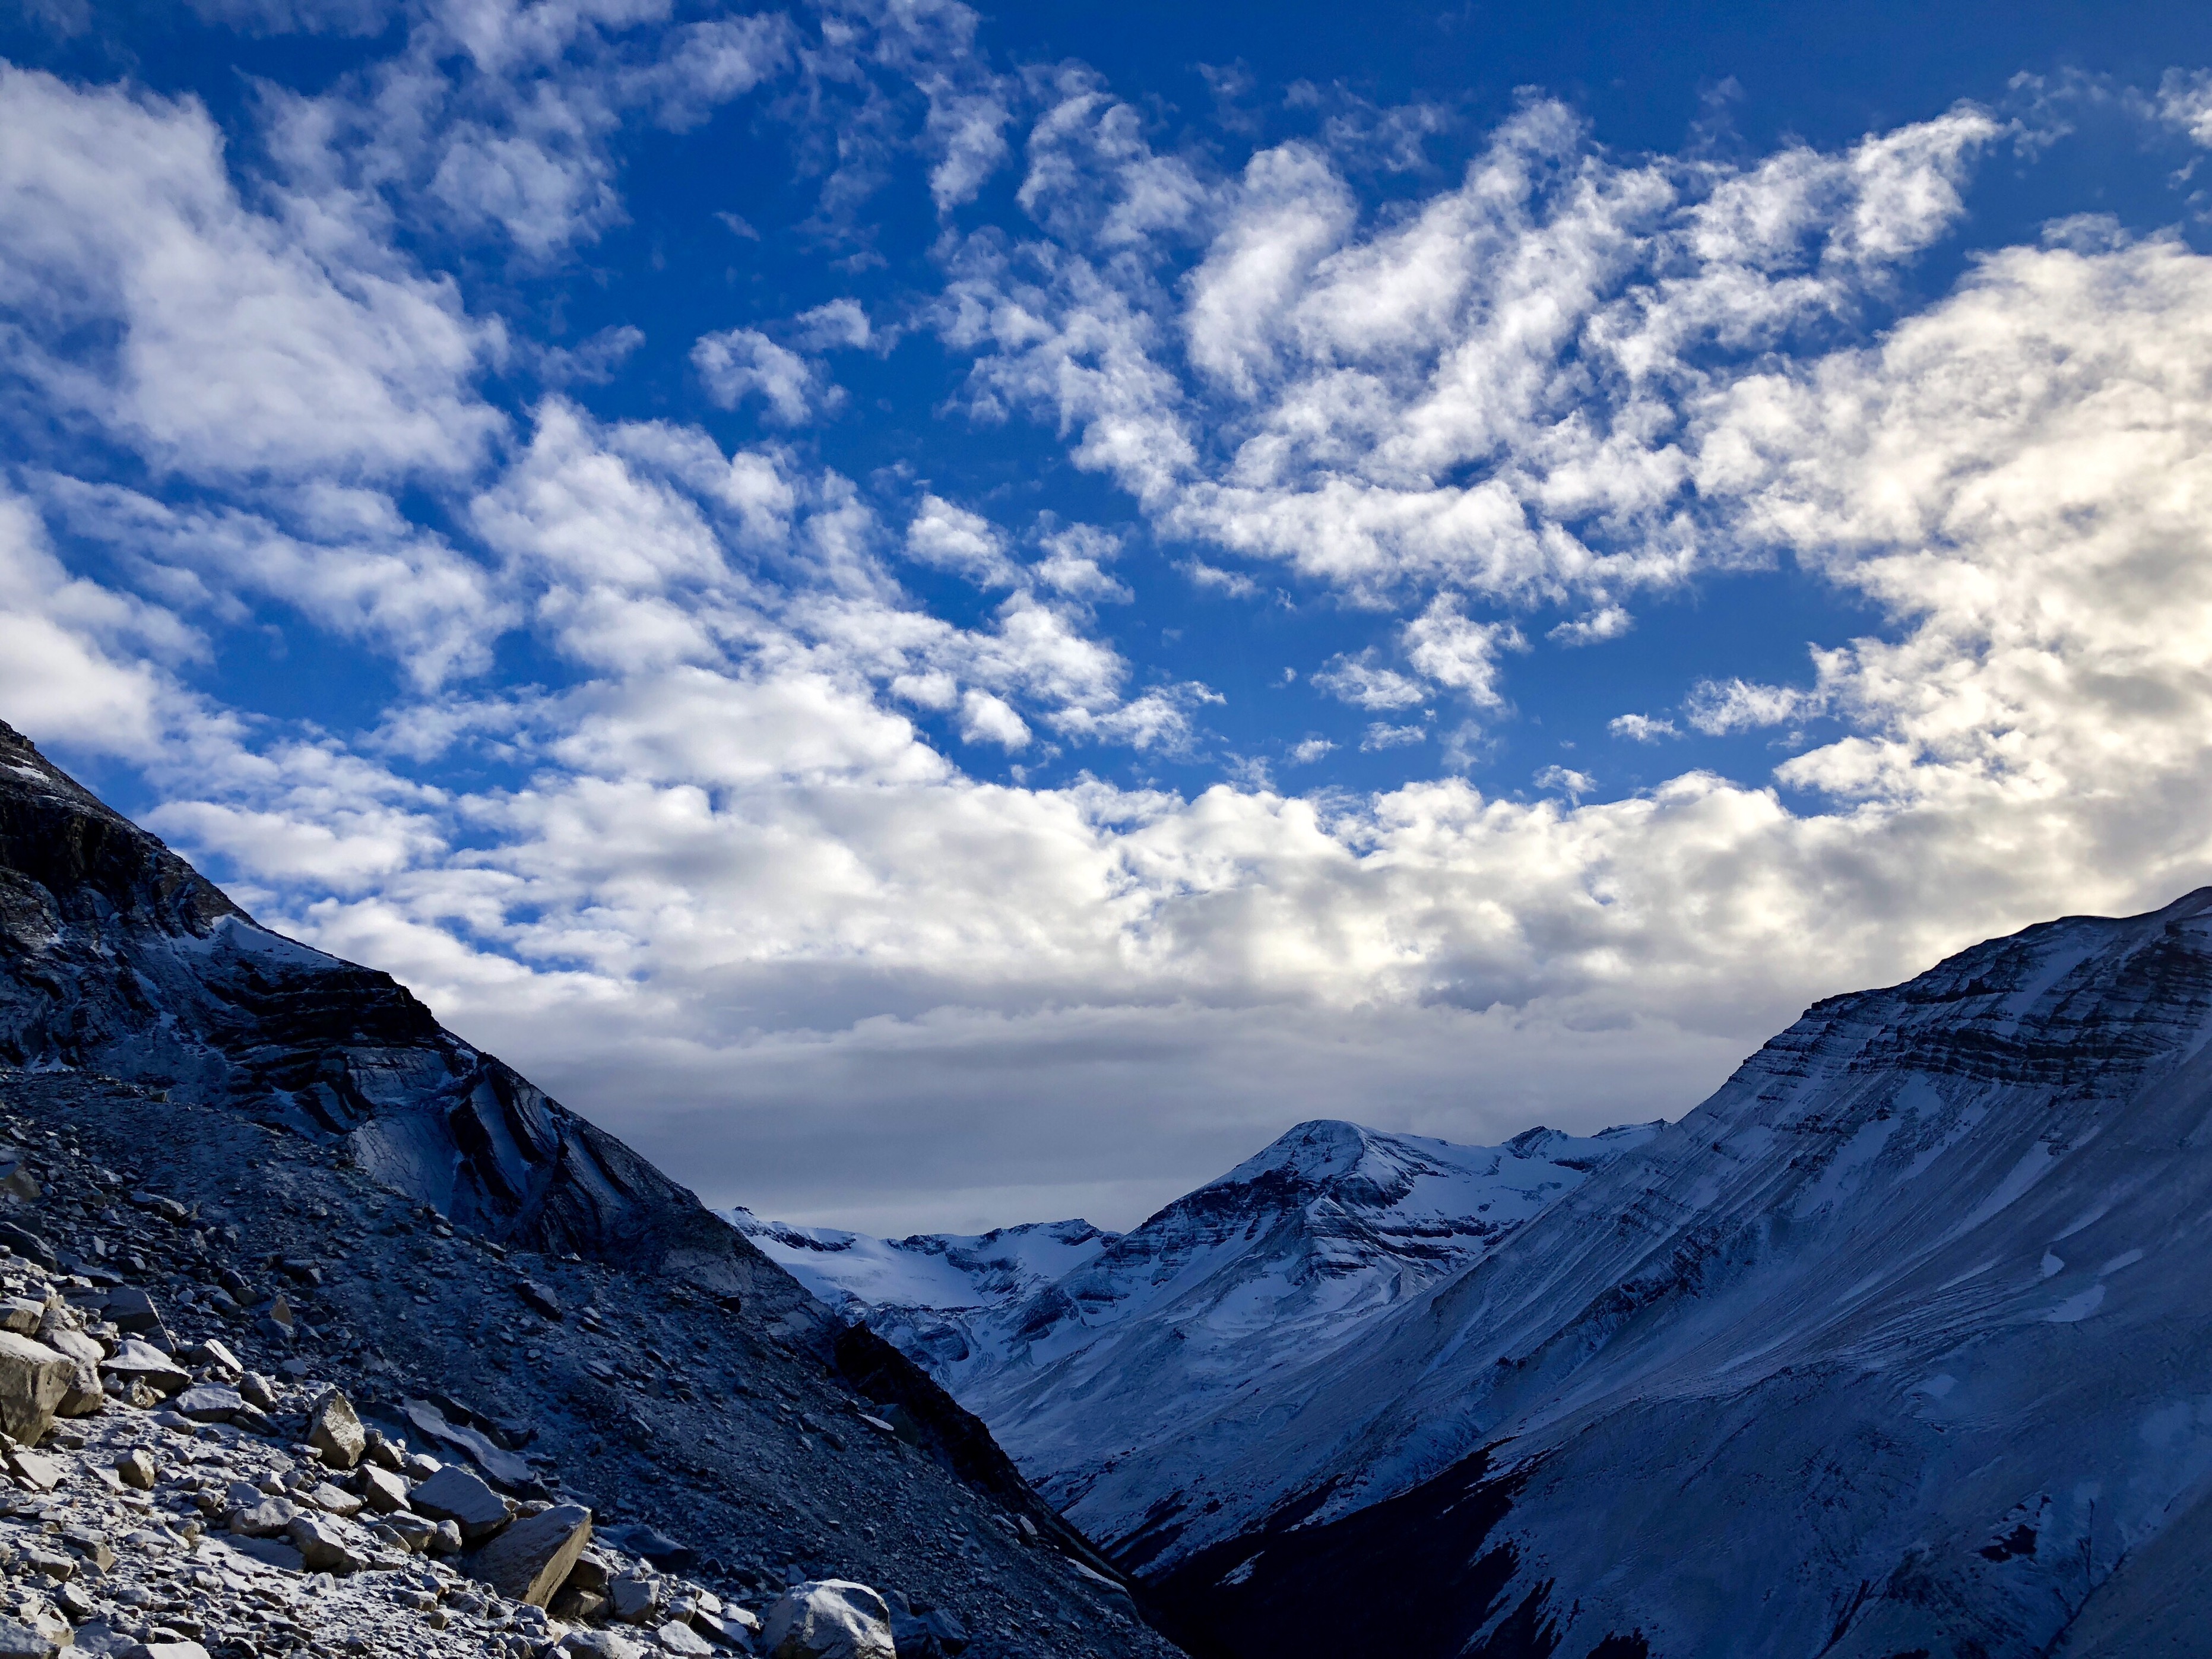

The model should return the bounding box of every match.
[763,892,2212,1659]
[737,1116,1659,1535]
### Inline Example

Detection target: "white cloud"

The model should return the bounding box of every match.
[1682,677,1809,735]
[944,91,2002,639]
[1532,764,1595,802]
[1402,597,1522,704]
[18,30,2212,1240]
[791,298,875,352]
[692,327,843,424]
[42,477,511,691]
[1360,720,1426,750]
[0,67,502,483]
[904,494,1021,587]
[1033,524,1132,601]
[958,688,1031,749]
[1550,604,1632,645]
[1313,650,1426,710]
[2154,68,2212,145]
[1609,713,1679,743]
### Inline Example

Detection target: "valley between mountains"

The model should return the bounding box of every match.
[5,709,2212,1659]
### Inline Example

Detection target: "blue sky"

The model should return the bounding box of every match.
[7,0,2212,1232]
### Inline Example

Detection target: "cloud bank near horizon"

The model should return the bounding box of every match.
[4,4,2212,1231]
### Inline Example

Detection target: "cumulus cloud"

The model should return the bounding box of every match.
[1550,604,1632,645]
[1682,677,1809,734]
[1609,713,1679,742]
[943,92,2002,625]
[904,495,1022,587]
[1402,597,1522,704]
[0,67,502,482]
[15,21,2212,1237]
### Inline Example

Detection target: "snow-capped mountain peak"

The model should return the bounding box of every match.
[730,1113,1660,1520]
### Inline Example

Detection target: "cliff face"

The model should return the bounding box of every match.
[0,719,747,1277]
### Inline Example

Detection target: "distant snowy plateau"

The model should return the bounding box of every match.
[739,895,2212,1658]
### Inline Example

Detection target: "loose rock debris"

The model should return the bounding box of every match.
[0,1075,1173,1659]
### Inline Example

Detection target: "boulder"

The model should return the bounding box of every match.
[608,1575,661,1623]
[357,1465,409,1513]
[0,1331,77,1443]
[408,1463,514,1542]
[54,1356,105,1419]
[116,1448,158,1490]
[0,1221,54,1268]
[0,1297,42,1335]
[468,1501,592,1608]
[307,1388,365,1470]
[0,1620,53,1659]
[518,1280,562,1320]
[226,1536,306,1573]
[655,1622,714,1656]
[103,1287,163,1335]
[191,1337,243,1373]
[286,1512,365,1573]
[760,1582,898,1659]
[7,1449,63,1492]
[890,1607,972,1657]
[306,1481,363,1517]
[380,1511,438,1553]
[556,1633,642,1659]
[125,1642,211,1659]
[100,1340,189,1396]
[226,1496,299,1539]
[173,1385,243,1424]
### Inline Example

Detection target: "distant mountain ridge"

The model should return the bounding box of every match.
[748,894,2212,1658]
[731,1116,1660,1524]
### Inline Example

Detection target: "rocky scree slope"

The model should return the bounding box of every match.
[0,719,1177,1659]
[1136,891,2212,1659]
[735,1119,1657,1535]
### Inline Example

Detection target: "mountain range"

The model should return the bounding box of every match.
[12,705,2212,1657]
[744,896,2212,1658]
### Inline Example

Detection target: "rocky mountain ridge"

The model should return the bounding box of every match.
[0,718,1182,1659]
[762,893,2212,1658]
[1133,891,2212,1658]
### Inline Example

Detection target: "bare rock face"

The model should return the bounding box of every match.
[470,1502,592,1607]
[0,1330,74,1442]
[0,717,772,1281]
[761,1581,898,1659]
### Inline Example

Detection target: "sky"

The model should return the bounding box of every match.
[6,0,2212,1235]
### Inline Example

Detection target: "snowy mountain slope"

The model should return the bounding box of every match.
[735,1119,1659,1525]
[1132,890,2212,1658]
[727,1213,1119,1376]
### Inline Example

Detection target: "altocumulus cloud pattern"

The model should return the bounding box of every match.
[5,0,2212,1232]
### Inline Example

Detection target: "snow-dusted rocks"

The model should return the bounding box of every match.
[760,1579,897,1659]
